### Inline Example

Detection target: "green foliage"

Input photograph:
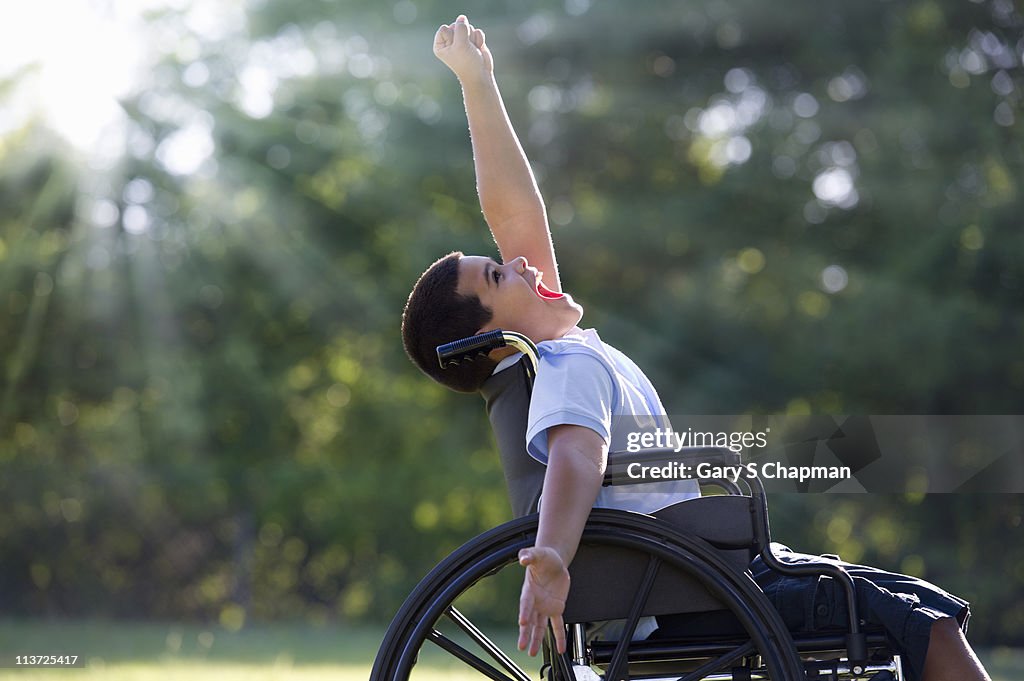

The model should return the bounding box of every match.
[0,0,1022,645]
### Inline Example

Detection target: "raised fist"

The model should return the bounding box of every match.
[433,14,493,80]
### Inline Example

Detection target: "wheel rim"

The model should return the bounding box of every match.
[372,510,805,681]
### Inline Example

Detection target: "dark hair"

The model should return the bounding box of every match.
[402,251,496,393]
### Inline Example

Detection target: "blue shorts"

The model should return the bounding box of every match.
[750,544,970,681]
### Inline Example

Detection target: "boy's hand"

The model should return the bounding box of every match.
[517,546,570,656]
[434,15,493,81]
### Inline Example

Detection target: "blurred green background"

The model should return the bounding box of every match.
[1,0,1022,676]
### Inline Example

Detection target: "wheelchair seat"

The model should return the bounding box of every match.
[564,495,756,624]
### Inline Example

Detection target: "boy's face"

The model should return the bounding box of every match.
[457,255,583,343]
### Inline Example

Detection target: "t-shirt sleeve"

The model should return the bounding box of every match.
[525,350,615,465]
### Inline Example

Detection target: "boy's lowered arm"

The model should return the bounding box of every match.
[517,424,605,656]
[434,15,562,293]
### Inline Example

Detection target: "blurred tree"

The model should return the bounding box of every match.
[0,0,1021,643]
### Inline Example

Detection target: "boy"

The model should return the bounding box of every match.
[401,15,990,681]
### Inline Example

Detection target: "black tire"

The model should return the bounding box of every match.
[371,509,805,681]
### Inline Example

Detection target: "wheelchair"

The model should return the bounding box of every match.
[372,330,906,681]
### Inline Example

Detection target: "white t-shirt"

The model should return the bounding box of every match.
[522,327,699,514]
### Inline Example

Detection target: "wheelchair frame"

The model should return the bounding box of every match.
[370,330,905,681]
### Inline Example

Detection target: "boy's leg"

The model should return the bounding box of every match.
[921,617,991,681]
[749,546,988,681]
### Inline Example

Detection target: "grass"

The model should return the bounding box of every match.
[0,619,1021,680]
[0,618,537,681]
[0,619,376,680]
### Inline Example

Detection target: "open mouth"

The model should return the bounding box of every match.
[534,273,564,300]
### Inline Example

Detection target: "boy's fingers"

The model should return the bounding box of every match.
[433,24,453,49]
[529,622,543,657]
[519,609,540,655]
[471,28,485,48]
[552,616,567,654]
[518,591,532,626]
[452,15,470,43]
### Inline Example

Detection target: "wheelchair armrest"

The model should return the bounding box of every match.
[604,446,740,486]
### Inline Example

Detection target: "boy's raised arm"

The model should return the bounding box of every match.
[434,15,562,293]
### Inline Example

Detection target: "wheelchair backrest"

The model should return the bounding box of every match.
[479,355,546,518]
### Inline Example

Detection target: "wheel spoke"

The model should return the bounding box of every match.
[547,622,576,681]
[427,629,521,681]
[605,554,661,681]
[444,607,533,681]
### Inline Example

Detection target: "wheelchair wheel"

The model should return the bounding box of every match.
[371,510,805,681]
